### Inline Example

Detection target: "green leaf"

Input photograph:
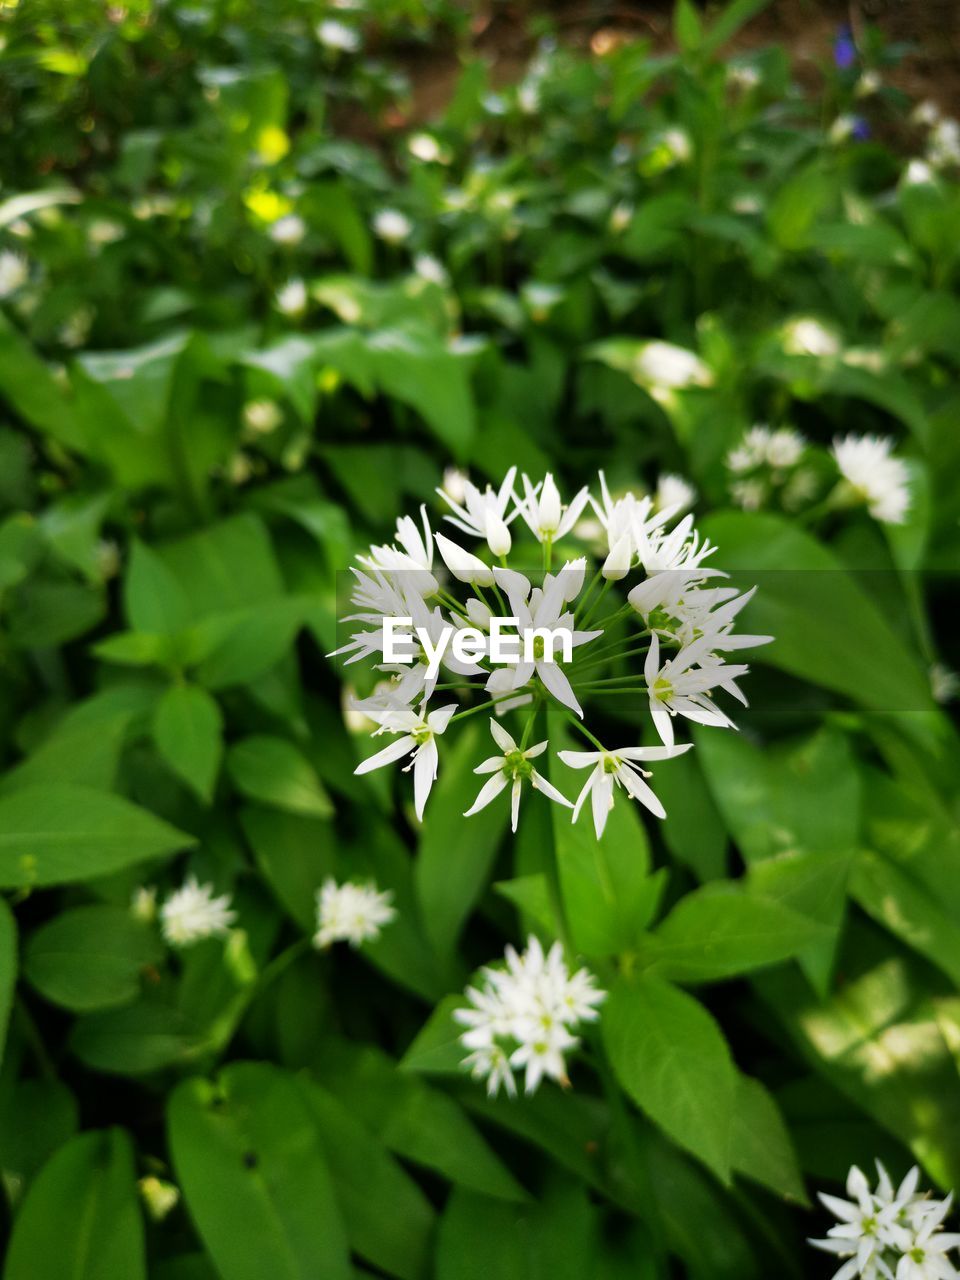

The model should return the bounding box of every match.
[401,995,466,1076]
[70,999,205,1076]
[227,736,333,818]
[0,312,83,450]
[700,0,772,57]
[153,684,223,803]
[125,540,192,635]
[168,1063,351,1280]
[368,327,475,459]
[547,709,659,957]
[4,1128,145,1280]
[0,1079,78,1201]
[644,883,830,982]
[0,899,16,1068]
[603,975,735,1181]
[730,1075,806,1203]
[674,0,703,52]
[698,512,932,712]
[300,1080,435,1280]
[436,1181,599,1280]
[313,1041,526,1203]
[0,785,193,888]
[24,905,162,1012]
[415,721,507,962]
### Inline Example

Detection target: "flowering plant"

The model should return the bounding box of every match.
[336,467,770,834]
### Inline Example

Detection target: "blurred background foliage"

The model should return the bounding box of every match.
[0,0,959,1276]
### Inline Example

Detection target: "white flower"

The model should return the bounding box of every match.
[912,100,941,128]
[361,505,436,582]
[434,531,495,587]
[930,663,959,704]
[316,19,360,51]
[830,114,858,144]
[314,878,395,948]
[130,885,157,924]
[514,472,591,544]
[243,398,283,434]
[464,719,572,832]
[438,465,517,557]
[454,936,605,1096]
[730,477,766,510]
[138,1176,180,1222]
[489,563,601,716]
[161,876,236,947]
[0,251,28,298]
[903,160,935,187]
[660,127,692,164]
[645,632,748,748]
[408,132,442,162]
[811,1164,960,1280]
[354,703,456,819]
[633,340,712,390]
[373,209,413,244]
[590,471,638,555]
[59,306,93,348]
[928,119,960,168]
[269,215,306,246]
[727,63,761,90]
[832,434,910,524]
[856,70,882,98]
[276,278,307,316]
[558,744,692,837]
[766,427,806,468]
[87,218,124,247]
[655,474,696,514]
[413,252,448,285]
[782,317,841,358]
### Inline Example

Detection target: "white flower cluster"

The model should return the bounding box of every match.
[335,468,771,836]
[454,937,605,1096]
[727,424,813,513]
[725,428,910,525]
[833,434,911,525]
[314,878,396,949]
[159,876,236,947]
[811,1163,960,1280]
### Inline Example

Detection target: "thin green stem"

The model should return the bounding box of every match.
[449,694,522,723]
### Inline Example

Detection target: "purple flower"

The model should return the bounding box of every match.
[851,117,871,141]
[834,26,857,70]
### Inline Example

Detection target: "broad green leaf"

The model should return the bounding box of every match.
[698,513,932,712]
[0,686,147,794]
[312,1041,526,1203]
[415,721,507,962]
[400,995,466,1076]
[644,883,830,982]
[125,540,192,635]
[24,905,162,1012]
[300,1080,435,1280]
[0,784,193,888]
[758,933,960,1190]
[653,747,727,881]
[4,1128,145,1280]
[0,900,15,1068]
[368,326,475,458]
[547,709,659,957]
[701,0,772,57]
[0,312,83,449]
[851,847,960,987]
[436,1182,598,1280]
[0,1079,78,1202]
[153,683,223,803]
[674,0,703,52]
[730,1075,806,1203]
[603,975,735,1181]
[227,735,333,818]
[71,999,206,1076]
[168,1063,351,1280]
[241,807,335,931]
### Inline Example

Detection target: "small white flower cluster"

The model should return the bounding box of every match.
[0,250,28,300]
[454,937,605,1096]
[727,425,813,513]
[833,434,911,525]
[811,1163,960,1280]
[334,468,771,836]
[725,428,910,525]
[159,876,236,948]
[313,878,396,949]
